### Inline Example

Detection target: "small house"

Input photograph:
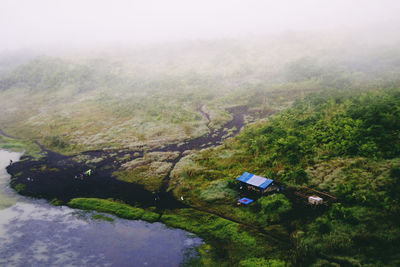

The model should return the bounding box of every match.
[237,172,279,194]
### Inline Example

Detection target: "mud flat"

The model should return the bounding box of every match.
[6,106,253,208]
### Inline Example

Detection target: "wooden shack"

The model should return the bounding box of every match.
[237,172,279,194]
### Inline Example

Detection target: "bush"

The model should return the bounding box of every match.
[257,194,292,223]
[47,135,69,149]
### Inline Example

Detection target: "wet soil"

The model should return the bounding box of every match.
[4,106,257,209]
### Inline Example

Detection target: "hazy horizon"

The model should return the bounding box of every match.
[1,0,400,52]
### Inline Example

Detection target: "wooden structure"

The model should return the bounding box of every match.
[237,172,280,194]
[294,187,337,206]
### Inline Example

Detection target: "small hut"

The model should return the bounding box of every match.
[237,172,279,194]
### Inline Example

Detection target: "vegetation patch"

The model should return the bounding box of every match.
[13,183,26,193]
[115,161,172,192]
[161,208,285,266]
[239,258,286,267]
[114,152,180,191]
[0,135,42,158]
[254,194,292,223]
[50,198,63,206]
[91,213,115,222]
[67,198,159,223]
[169,88,400,266]
[200,180,236,202]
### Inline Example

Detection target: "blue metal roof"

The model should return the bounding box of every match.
[237,172,274,189]
[238,197,253,205]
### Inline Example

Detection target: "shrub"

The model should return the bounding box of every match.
[47,135,69,149]
[257,194,292,222]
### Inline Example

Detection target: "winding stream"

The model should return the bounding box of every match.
[0,150,202,266]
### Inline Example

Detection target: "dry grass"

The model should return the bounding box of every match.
[114,152,179,191]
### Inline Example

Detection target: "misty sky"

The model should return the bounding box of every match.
[1,0,399,51]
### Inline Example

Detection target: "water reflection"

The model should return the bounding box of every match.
[0,150,202,266]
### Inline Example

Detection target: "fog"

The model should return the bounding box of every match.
[1,0,399,51]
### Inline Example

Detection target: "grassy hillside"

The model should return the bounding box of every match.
[171,87,400,265]
[1,33,400,154]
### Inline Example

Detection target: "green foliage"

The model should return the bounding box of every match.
[50,198,63,206]
[298,201,400,266]
[46,135,69,149]
[0,135,42,158]
[181,88,400,265]
[67,198,159,222]
[91,214,115,222]
[160,208,275,265]
[239,258,286,267]
[390,165,400,179]
[385,164,400,212]
[255,194,292,223]
[200,180,236,202]
[238,88,400,180]
[13,183,25,193]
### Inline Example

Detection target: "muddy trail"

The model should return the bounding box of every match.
[5,106,255,210]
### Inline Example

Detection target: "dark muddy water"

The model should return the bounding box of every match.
[0,150,202,267]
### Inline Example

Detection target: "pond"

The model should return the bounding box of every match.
[0,150,202,267]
